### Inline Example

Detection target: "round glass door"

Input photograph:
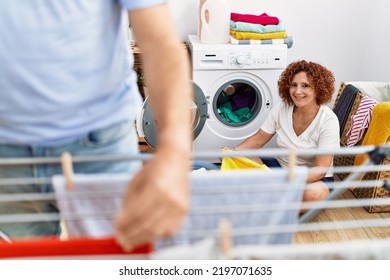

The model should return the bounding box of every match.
[213,79,264,127]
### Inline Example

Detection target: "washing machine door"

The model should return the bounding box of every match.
[136,82,208,149]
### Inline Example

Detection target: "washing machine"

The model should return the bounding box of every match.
[187,35,287,152]
[136,35,288,153]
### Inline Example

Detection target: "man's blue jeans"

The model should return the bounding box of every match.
[0,121,142,238]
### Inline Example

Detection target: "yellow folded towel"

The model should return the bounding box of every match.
[230,29,288,40]
[354,102,390,166]
[221,156,270,171]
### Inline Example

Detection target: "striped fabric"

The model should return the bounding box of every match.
[230,35,294,48]
[346,96,379,146]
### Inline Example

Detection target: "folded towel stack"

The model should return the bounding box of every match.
[230,12,294,48]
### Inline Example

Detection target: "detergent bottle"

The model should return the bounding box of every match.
[199,0,230,44]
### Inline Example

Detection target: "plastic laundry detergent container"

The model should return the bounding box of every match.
[199,0,230,44]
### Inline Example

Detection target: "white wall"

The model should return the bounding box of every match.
[167,0,390,102]
[357,0,390,81]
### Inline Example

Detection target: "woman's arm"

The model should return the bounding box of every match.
[306,154,333,183]
[234,129,274,151]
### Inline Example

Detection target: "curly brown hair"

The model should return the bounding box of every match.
[277,60,335,106]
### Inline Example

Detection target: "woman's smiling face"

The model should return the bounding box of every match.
[289,71,317,108]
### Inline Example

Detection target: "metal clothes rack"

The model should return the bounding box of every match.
[0,144,389,259]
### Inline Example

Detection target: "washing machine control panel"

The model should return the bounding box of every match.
[229,50,286,69]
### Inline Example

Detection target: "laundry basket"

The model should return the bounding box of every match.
[333,81,390,213]
[333,82,364,181]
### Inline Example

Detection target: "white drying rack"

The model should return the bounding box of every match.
[0,144,389,259]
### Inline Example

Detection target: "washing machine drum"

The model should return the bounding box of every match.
[137,82,208,149]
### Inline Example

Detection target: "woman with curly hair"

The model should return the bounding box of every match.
[228,60,340,205]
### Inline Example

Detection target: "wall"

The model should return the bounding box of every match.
[357,0,390,82]
[167,0,390,103]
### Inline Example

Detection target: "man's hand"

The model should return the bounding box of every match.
[114,149,189,251]
[118,3,192,251]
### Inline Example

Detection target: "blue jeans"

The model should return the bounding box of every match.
[191,160,220,171]
[0,121,142,238]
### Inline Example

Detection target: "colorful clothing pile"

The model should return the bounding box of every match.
[229,12,294,48]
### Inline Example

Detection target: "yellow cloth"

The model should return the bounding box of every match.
[354,102,390,166]
[221,156,270,171]
[230,29,288,40]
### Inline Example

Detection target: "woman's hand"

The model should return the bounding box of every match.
[221,146,234,152]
